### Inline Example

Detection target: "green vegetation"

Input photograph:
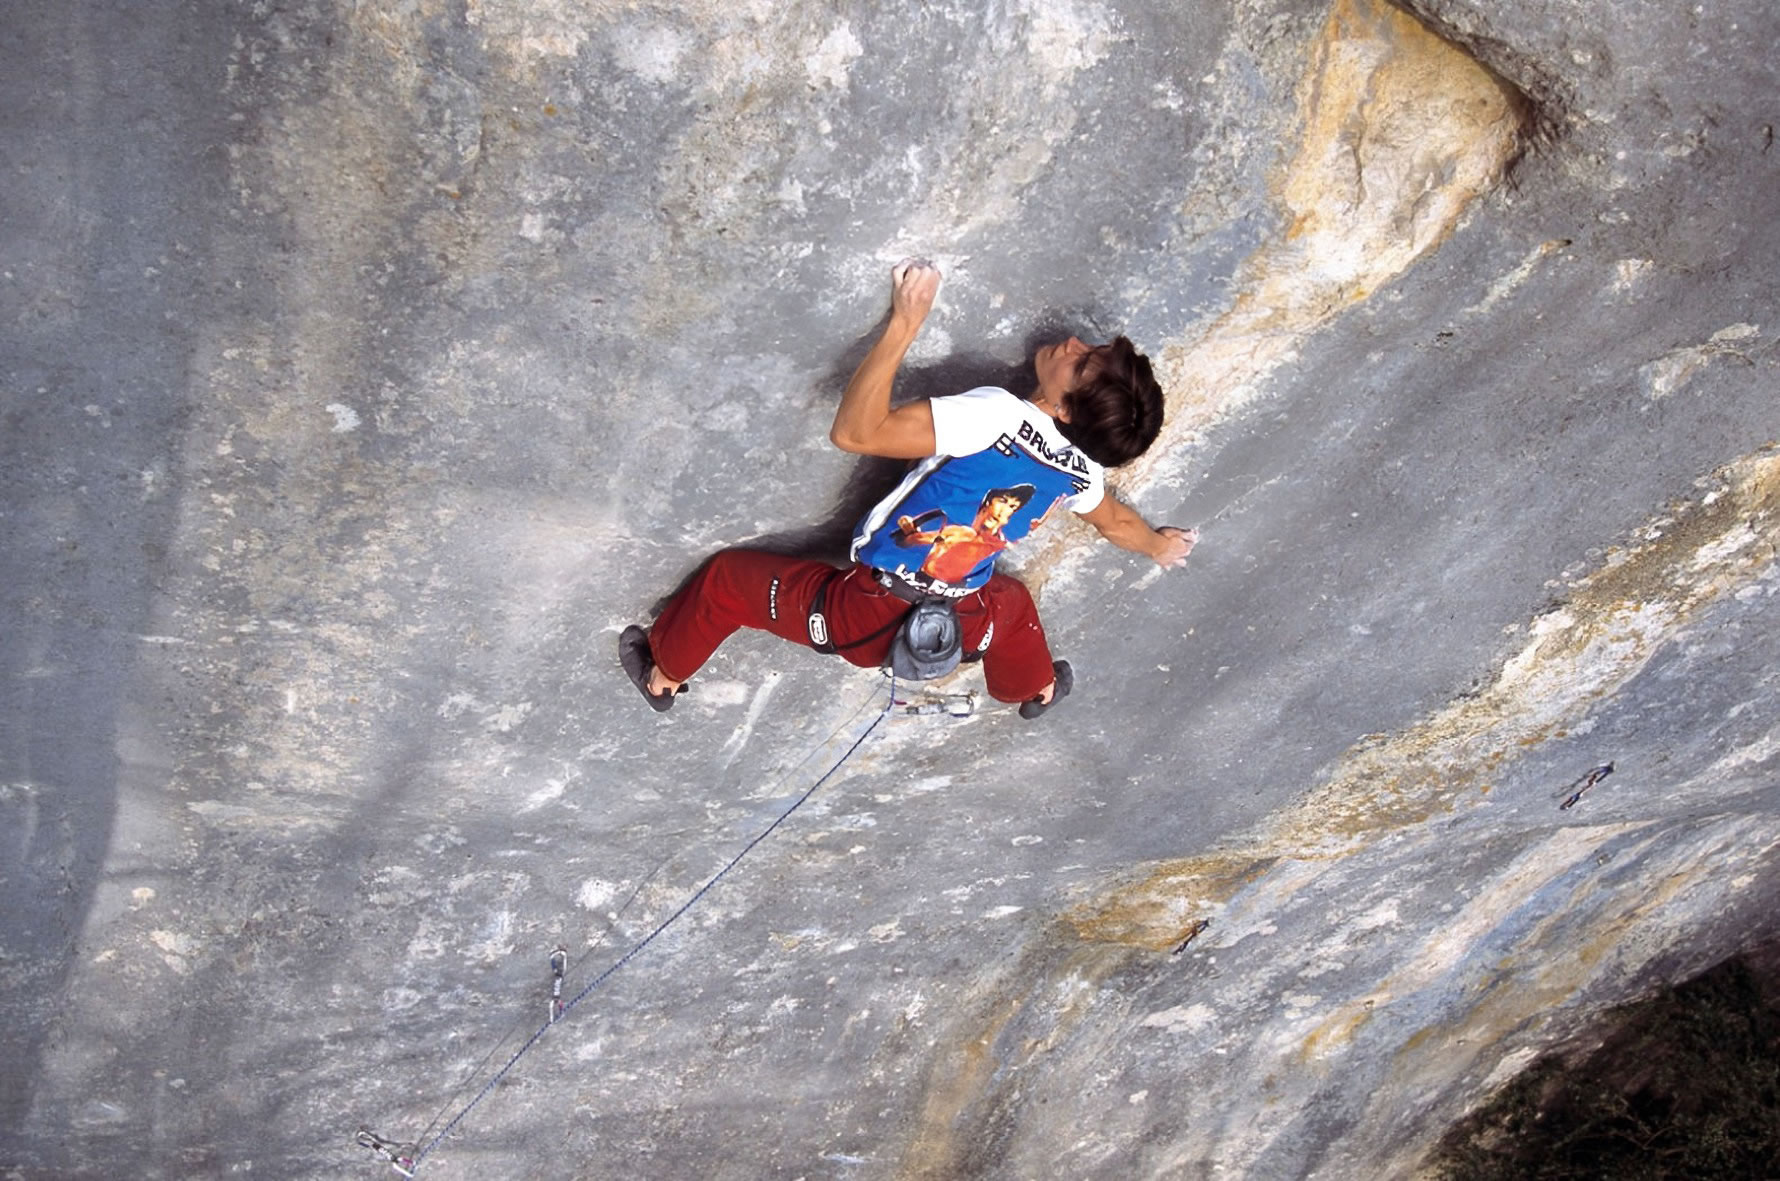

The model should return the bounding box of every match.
[1427,947,1780,1180]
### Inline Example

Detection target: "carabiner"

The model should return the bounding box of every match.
[356,1127,418,1176]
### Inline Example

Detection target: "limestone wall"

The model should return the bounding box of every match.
[4,1,1778,1177]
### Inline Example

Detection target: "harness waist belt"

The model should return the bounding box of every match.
[809,568,908,655]
[872,568,943,603]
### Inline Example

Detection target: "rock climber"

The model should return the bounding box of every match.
[621,259,1196,718]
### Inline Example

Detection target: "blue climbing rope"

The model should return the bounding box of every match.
[385,675,897,1174]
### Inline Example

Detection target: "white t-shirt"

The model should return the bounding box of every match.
[849,387,1105,597]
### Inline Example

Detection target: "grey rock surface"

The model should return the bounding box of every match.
[3,0,1778,1178]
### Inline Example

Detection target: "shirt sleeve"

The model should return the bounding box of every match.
[1065,465,1106,516]
[928,387,1020,457]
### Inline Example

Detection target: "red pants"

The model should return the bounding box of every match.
[648,550,1057,703]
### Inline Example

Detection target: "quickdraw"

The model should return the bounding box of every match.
[1170,918,1211,956]
[355,945,566,1175]
[895,691,976,718]
[352,676,897,1174]
[355,1128,418,1177]
[1558,762,1614,810]
[549,944,568,1023]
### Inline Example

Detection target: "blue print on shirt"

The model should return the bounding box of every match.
[852,423,1091,596]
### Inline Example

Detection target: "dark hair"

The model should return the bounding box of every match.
[980,483,1036,510]
[1055,335,1164,467]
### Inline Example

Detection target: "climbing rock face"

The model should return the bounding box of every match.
[3,1,1778,1178]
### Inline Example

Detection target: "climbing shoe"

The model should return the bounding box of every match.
[1018,660,1072,720]
[620,624,682,712]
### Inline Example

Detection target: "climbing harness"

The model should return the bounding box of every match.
[804,570,903,655]
[356,675,897,1175]
[804,568,962,681]
[1558,762,1614,810]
